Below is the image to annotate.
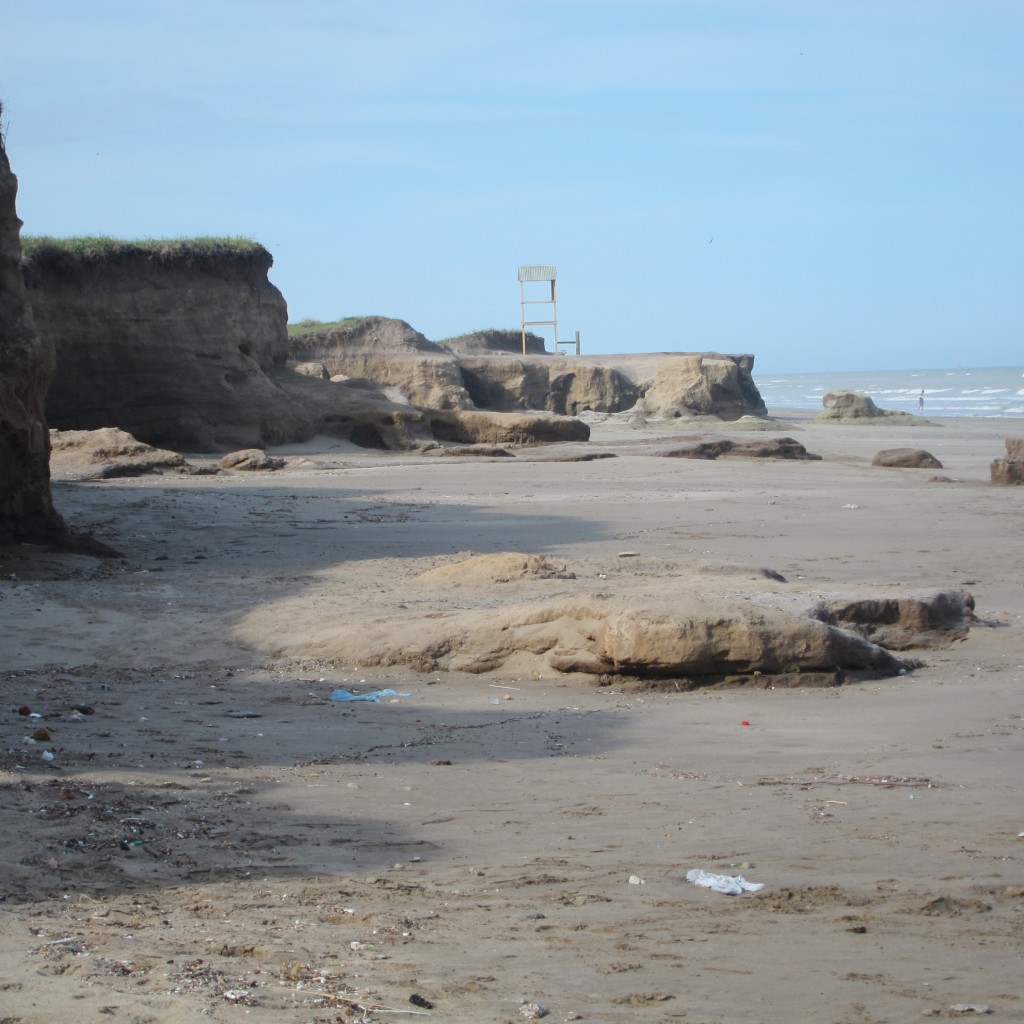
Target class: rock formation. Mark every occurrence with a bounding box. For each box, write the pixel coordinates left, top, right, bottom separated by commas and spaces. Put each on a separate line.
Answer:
656, 436, 820, 460
810, 589, 975, 650
218, 449, 285, 471
27, 253, 590, 451
49, 427, 193, 480
289, 316, 473, 410
816, 390, 920, 423
291, 320, 767, 421
427, 409, 591, 446
0, 111, 64, 544
261, 592, 907, 686
871, 448, 943, 469
25, 238, 314, 452
990, 438, 1024, 485
632, 353, 766, 420
248, 552, 940, 688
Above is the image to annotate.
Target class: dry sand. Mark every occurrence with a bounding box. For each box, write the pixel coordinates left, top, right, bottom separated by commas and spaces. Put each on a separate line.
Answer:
1, 412, 1022, 1024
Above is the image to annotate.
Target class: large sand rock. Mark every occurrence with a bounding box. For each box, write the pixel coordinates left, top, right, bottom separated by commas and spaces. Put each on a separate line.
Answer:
249, 553, 916, 687
265, 369, 432, 450
990, 438, 1024, 485
816, 390, 921, 423
428, 409, 590, 446
49, 426, 192, 480
459, 350, 764, 420
0, 116, 64, 544
458, 357, 640, 415
289, 316, 473, 410
264, 594, 907, 685
634, 354, 767, 420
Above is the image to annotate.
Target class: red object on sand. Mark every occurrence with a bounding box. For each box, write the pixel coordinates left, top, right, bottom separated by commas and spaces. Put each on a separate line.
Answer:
741, 720, 751, 726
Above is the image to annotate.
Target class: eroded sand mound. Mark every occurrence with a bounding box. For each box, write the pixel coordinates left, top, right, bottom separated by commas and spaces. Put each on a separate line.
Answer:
254, 593, 908, 687
239, 551, 978, 688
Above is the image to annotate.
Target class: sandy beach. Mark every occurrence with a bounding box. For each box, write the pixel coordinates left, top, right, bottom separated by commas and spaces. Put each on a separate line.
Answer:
2, 412, 1022, 1024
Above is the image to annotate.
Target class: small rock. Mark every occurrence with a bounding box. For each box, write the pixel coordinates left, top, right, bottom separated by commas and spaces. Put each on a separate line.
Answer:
218, 449, 285, 471
520, 1002, 548, 1019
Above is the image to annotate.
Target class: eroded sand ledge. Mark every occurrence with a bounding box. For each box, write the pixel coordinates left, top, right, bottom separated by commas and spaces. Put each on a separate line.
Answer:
1, 412, 1022, 1023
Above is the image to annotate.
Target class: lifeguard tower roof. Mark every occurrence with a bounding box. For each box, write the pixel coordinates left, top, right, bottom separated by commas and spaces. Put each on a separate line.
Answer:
517, 265, 557, 282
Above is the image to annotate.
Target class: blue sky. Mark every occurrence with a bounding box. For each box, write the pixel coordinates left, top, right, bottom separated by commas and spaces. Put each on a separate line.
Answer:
3, 0, 1022, 372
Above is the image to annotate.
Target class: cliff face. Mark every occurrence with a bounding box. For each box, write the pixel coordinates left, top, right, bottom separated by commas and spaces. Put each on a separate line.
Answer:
635, 354, 767, 420
26, 242, 314, 452
289, 317, 473, 410
458, 357, 639, 415
294, 321, 766, 421
0, 122, 64, 544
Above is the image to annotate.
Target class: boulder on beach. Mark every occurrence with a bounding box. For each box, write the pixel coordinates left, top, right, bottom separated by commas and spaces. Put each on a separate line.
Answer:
872, 448, 943, 469
990, 438, 1024, 485
816, 390, 921, 424
656, 436, 821, 460
218, 449, 285, 471
49, 427, 196, 480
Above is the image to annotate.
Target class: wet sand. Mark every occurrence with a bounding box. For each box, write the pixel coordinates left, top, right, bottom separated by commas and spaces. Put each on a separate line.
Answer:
1, 413, 1022, 1023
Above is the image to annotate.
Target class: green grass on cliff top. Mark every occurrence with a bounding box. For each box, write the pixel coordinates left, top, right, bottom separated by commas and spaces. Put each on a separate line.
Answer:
287, 316, 368, 337
21, 235, 269, 267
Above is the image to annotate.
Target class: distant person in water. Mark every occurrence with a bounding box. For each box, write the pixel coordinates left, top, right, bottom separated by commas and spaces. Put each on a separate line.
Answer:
918, 390, 925, 410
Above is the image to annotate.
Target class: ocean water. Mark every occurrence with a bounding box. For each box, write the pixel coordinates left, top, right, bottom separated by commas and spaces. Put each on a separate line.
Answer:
753, 366, 1024, 418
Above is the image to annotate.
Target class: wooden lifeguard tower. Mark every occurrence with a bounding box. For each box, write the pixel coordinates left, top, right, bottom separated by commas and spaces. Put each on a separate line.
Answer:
518, 264, 580, 355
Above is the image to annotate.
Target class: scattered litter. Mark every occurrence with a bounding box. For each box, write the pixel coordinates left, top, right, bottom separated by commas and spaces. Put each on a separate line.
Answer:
409, 994, 433, 1009
223, 710, 262, 718
331, 688, 412, 702
841, 503, 860, 509
520, 1002, 548, 1019
41, 750, 55, 762
686, 868, 764, 895
947, 1005, 992, 1016
628, 875, 645, 885
618, 551, 639, 558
